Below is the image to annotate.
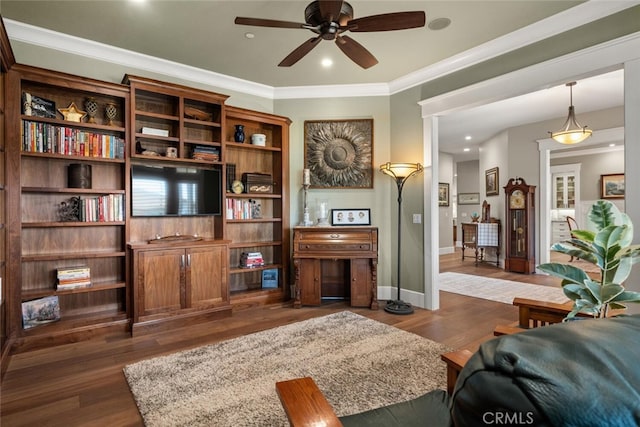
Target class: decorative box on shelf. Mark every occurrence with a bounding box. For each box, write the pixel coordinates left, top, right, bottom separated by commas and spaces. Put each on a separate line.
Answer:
242, 173, 273, 193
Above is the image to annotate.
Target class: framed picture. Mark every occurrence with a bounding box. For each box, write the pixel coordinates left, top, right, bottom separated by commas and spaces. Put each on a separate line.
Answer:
304, 119, 373, 188
331, 208, 371, 226
485, 167, 499, 196
438, 183, 449, 206
601, 173, 625, 199
458, 192, 480, 205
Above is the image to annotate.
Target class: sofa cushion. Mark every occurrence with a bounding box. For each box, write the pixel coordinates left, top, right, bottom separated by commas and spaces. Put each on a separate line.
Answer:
339, 389, 451, 427
452, 315, 640, 427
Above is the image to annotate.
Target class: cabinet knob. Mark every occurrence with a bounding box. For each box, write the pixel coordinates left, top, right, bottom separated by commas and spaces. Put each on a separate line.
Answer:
330, 234, 339, 239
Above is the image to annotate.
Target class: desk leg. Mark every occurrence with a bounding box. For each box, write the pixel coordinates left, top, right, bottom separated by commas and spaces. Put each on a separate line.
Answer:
370, 259, 379, 310
293, 259, 302, 308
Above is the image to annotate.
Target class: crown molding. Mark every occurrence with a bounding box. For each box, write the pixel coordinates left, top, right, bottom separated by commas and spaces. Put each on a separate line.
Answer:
420, 32, 640, 118
390, 0, 640, 95
5, 1, 638, 99
4, 19, 275, 99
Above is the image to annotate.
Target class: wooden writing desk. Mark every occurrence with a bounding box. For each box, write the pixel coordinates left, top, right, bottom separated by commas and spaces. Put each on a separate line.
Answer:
461, 221, 501, 267
292, 226, 378, 309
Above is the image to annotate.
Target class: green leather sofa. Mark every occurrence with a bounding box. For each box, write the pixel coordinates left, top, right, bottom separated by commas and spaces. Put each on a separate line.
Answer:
339, 315, 640, 426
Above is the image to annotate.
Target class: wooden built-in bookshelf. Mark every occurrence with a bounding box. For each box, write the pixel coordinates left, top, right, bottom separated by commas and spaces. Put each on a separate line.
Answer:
5, 65, 130, 352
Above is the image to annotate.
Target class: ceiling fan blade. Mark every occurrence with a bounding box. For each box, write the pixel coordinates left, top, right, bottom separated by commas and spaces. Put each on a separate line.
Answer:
335, 35, 378, 69
235, 17, 307, 29
347, 11, 426, 32
278, 36, 323, 67
319, 0, 343, 21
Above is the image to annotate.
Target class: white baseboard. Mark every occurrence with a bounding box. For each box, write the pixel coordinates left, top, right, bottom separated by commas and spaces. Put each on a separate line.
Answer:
439, 246, 455, 255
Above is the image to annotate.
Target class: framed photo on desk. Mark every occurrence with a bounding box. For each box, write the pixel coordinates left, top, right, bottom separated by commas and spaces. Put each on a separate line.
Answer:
331, 208, 371, 226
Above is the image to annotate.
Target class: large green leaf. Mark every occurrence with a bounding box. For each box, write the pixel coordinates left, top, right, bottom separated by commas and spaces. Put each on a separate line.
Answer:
585, 281, 624, 304
537, 263, 589, 285
612, 256, 633, 285
611, 290, 640, 304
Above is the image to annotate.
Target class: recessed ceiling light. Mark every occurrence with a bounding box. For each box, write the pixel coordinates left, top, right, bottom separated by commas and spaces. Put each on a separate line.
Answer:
321, 58, 333, 68
609, 143, 616, 147
463, 148, 470, 152
245, 32, 255, 39
428, 18, 451, 31
465, 135, 472, 140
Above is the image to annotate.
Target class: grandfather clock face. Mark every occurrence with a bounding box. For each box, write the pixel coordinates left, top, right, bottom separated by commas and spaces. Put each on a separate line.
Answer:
510, 189, 525, 209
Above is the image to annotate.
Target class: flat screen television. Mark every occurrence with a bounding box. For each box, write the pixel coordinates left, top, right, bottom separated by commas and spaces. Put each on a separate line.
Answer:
131, 164, 222, 217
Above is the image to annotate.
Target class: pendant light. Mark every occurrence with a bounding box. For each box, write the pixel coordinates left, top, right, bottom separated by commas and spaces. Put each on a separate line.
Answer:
549, 81, 592, 144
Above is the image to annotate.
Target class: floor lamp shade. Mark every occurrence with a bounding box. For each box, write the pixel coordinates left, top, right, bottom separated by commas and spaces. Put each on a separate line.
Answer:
379, 162, 423, 314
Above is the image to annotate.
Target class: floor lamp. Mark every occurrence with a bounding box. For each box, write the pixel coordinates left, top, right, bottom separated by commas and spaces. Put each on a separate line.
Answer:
380, 162, 424, 315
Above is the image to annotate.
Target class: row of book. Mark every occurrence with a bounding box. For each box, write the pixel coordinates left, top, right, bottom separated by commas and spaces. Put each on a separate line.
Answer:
240, 252, 264, 268
192, 145, 220, 162
22, 120, 125, 159
75, 194, 125, 222
57, 266, 91, 290
225, 198, 261, 220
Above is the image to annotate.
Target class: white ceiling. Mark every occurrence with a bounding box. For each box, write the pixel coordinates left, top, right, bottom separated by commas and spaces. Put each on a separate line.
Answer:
1, 1, 632, 158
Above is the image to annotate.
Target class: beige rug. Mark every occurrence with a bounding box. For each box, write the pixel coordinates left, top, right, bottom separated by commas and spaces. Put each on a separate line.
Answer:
439, 272, 568, 304
124, 311, 450, 427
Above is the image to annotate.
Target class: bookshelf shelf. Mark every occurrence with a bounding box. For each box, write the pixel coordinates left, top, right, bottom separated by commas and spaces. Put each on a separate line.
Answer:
22, 251, 126, 262
21, 281, 127, 300
22, 187, 125, 194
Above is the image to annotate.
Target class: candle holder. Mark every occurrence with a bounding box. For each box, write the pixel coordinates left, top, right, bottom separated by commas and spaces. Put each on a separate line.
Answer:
300, 183, 313, 226
316, 199, 330, 226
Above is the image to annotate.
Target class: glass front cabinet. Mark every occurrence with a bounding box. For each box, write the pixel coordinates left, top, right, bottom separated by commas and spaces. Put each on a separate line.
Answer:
553, 172, 575, 209
504, 177, 536, 274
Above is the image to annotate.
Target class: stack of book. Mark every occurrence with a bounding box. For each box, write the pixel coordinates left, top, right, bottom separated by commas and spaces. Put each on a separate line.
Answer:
192, 145, 220, 162
240, 252, 264, 268
57, 266, 91, 290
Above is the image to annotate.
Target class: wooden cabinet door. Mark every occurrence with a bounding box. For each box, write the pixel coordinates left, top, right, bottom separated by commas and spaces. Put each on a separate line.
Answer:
187, 245, 229, 308
299, 259, 321, 306
350, 258, 372, 307
138, 248, 183, 316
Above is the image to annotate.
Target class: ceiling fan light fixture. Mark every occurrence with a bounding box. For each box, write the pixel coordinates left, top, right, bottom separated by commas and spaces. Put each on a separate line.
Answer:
550, 82, 593, 145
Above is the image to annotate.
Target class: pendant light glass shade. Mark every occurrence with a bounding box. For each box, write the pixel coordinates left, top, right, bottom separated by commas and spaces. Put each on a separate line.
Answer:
550, 82, 592, 145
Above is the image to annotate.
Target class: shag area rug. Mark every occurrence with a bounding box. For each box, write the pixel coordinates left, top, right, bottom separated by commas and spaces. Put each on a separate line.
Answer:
439, 272, 568, 304
124, 311, 450, 427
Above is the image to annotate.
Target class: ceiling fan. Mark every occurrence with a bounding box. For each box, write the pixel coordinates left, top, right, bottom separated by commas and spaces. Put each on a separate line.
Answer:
235, 0, 426, 69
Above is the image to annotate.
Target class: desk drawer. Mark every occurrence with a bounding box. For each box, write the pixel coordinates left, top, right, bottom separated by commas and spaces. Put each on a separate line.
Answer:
295, 230, 373, 243
296, 242, 372, 252
294, 228, 377, 255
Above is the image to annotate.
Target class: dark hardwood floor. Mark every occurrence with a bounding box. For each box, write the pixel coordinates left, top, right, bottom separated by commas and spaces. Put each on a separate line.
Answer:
0, 250, 562, 426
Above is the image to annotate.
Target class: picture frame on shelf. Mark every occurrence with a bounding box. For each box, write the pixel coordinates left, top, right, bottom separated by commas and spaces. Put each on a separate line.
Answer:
438, 183, 450, 206
485, 167, 499, 196
601, 173, 625, 199
458, 192, 480, 205
261, 268, 279, 289
304, 119, 373, 189
22, 296, 61, 330
331, 208, 371, 226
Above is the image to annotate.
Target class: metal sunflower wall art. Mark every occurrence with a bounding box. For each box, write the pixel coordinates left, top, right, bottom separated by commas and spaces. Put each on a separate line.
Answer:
304, 119, 373, 188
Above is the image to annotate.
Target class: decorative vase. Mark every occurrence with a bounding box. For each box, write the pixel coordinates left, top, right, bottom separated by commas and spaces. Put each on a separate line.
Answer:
234, 124, 245, 143
84, 97, 98, 123
105, 102, 117, 126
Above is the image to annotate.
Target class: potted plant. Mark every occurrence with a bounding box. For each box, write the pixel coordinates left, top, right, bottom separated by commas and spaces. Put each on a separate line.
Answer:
538, 200, 640, 319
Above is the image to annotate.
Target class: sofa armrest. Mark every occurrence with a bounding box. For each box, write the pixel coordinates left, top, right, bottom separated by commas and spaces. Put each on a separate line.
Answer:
276, 377, 343, 427
441, 349, 474, 395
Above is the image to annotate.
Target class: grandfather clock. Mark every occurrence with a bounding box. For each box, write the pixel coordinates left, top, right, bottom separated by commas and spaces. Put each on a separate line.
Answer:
504, 177, 536, 274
